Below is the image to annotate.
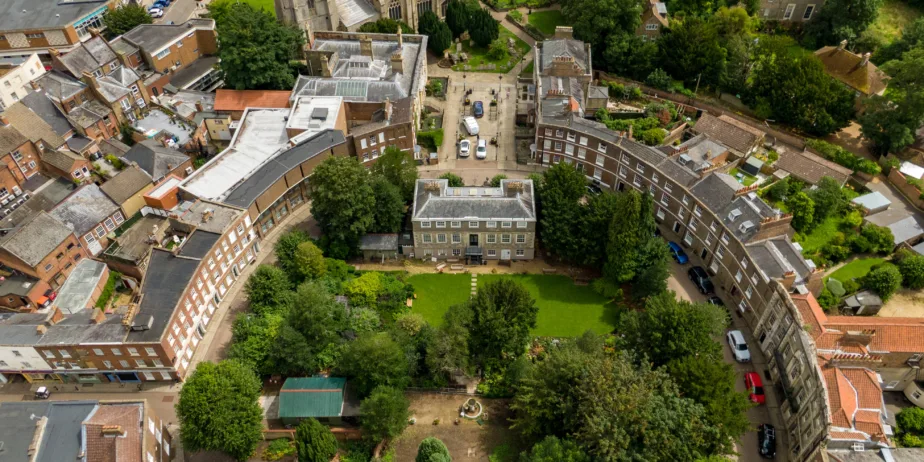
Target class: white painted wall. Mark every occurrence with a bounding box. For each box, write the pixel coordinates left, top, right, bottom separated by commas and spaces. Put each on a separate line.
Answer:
0, 54, 46, 110
0, 346, 53, 372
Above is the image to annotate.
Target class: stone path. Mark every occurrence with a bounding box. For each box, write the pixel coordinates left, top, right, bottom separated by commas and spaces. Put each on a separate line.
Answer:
471, 272, 477, 297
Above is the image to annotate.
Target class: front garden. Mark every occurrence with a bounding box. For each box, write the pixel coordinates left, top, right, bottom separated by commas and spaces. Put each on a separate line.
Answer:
450, 26, 531, 73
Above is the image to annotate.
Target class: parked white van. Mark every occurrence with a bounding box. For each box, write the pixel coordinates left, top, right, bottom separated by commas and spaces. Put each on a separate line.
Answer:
463, 116, 480, 136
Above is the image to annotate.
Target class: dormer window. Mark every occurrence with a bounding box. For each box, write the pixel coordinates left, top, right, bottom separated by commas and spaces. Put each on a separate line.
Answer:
738, 221, 754, 233
727, 209, 742, 222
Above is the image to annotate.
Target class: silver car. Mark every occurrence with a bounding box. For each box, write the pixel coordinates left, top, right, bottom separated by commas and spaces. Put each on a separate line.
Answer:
459, 139, 471, 157
726, 330, 751, 362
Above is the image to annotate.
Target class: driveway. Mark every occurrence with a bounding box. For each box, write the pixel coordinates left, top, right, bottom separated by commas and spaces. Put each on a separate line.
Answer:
155, 0, 205, 24
668, 258, 786, 461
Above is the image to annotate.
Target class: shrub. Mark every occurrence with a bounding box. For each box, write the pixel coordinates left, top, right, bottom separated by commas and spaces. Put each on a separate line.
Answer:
826, 278, 846, 297
820, 244, 851, 263
95, 272, 122, 309
766, 150, 779, 163
439, 172, 464, 187
817, 287, 839, 311
490, 174, 507, 187
262, 438, 296, 461
417, 129, 444, 151
645, 68, 672, 90
487, 37, 508, 61
897, 253, 924, 289
295, 418, 337, 462
507, 10, 523, 23
804, 139, 881, 175
863, 264, 903, 301
842, 278, 860, 294
591, 278, 623, 300
638, 128, 666, 146
416, 437, 451, 462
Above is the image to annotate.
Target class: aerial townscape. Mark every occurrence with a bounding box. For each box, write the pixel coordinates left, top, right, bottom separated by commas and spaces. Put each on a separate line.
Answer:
3, 0, 924, 461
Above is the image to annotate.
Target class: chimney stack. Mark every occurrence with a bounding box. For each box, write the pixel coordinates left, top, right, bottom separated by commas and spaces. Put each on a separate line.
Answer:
384, 97, 393, 121
838, 39, 847, 51
0, 115, 9, 127
49, 48, 60, 58
30, 80, 41, 91
397, 28, 403, 47
195, 101, 204, 112
860, 52, 871, 66
391, 52, 403, 74
91, 308, 107, 324
359, 35, 373, 58
88, 27, 101, 38
320, 54, 332, 78
81, 71, 99, 89
554, 26, 574, 40
115, 51, 132, 68
628, 124, 634, 140
101, 425, 124, 436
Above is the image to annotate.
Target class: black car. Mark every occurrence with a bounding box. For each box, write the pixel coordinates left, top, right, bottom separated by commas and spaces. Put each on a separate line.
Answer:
706, 296, 724, 306
758, 424, 776, 459
687, 266, 715, 295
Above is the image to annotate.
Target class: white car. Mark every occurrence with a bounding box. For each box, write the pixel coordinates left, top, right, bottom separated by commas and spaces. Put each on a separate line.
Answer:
148, 8, 164, 18
726, 330, 751, 363
476, 139, 487, 159
459, 139, 471, 157
463, 116, 480, 136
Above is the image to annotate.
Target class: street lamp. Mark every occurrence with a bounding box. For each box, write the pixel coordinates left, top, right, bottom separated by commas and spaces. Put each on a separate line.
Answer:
463, 73, 467, 93
498, 75, 502, 96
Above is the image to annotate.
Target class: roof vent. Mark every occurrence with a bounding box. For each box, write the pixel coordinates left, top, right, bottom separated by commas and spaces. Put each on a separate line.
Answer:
311, 107, 328, 121
130, 314, 153, 331
678, 154, 691, 166
727, 209, 743, 222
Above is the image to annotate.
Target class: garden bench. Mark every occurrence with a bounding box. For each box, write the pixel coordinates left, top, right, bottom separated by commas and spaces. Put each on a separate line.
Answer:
446, 258, 460, 263
450, 264, 465, 271
542, 268, 557, 274
435, 263, 446, 272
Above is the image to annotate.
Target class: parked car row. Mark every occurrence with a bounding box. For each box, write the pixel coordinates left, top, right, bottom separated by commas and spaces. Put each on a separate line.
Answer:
148, 0, 172, 18
459, 116, 487, 159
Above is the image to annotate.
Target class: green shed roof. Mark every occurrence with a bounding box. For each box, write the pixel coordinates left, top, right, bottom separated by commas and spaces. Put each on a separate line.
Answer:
278, 377, 346, 419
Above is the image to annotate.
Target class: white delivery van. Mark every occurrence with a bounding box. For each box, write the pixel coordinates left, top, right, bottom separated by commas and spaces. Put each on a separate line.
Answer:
463, 116, 480, 136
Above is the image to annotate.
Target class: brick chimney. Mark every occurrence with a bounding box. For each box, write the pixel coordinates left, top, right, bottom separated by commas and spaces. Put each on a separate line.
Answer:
91, 308, 106, 324
88, 27, 101, 38
101, 425, 124, 436
320, 54, 332, 78
195, 101, 204, 112
397, 28, 403, 47
0, 115, 9, 127
384, 97, 393, 121
628, 124, 633, 140
391, 52, 403, 74
81, 71, 99, 89
359, 35, 373, 58
115, 51, 132, 68
554, 26, 574, 40
49, 48, 60, 58
860, 52, 871, 67
30, 80, 40, 91
838, 39, 847, 51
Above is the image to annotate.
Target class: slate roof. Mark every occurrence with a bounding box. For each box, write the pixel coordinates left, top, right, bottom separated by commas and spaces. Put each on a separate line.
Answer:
692, 113, 763, 155
413, 179, 537, 221
360, 234, 399, 251
539, 38, 590, 74
108, 37, 140, 57
34, 71, 86, 102
690, 173, 743, 212
177, 230, 221, 259
815, 46, 889, 96
41, 149, 85, 174
214, 89, 291, 112
99, 139, 132, 158
588, 85, 609, 99
122, 139, 190, 181
57, 35, 116, 77
223, 129, 346, 208
776, 148, 852, 185
0, 0, 109, 31
747, 237, 813, 283
67, 99, 112, 129
0, 400, 99, 462
278, 377, 346, 419
52, 259, 108, 315
0, 211, 75, 267
3, 101, 67, 149
169, 56, 220, 89
122, 19, 216, 55
50, 184, 120, 236
828, 448, 924, 461
20, 91, 73, 137
718, 194, 779, 242
66, 135, 93, 153
126, 249, 201, 343
99, 165, 153, 205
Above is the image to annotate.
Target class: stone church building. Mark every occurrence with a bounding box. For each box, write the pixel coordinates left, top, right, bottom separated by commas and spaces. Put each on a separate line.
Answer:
275, 0, 446, 41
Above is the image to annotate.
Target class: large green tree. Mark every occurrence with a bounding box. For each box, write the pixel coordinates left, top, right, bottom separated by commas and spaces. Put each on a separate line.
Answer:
467, 279, 539, 369
293, 241, 327, 281
807, 176, 849, 221
371, 176, 405, 233
228, 312, 284, 375
337, 332, 410, 398
537, 162, 588, 263
274, 281, 346, 373
445, 0, 473, 38
216, 3, 305, 90
560, 0, 641, 50
864, 264, 903, 301
275, 230, 312, 281
176, 361, 264, 461
425, 303, 473, 379
897, 251, 924, 289
244, 265, 292, 315
621, 291, 726, 367
360, 386, 411, 441
746, 45, 855, 136
295, 418, 338, 462
371, 145, 419, 201
103, 5, 152, 37
659, 16, 727, 88
806, 0, 882, 46
603, 190, 645, 283
631, 238, 671, 301
786, 191, 815, 232
860, 47, 924, 155
522, 436, 589, 462
468, 8, 499, 48
310, 156, 375, 258
666, 355, 752, 455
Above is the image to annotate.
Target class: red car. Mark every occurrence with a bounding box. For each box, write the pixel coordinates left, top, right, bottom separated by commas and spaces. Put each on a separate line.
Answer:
746, 372, 766, 404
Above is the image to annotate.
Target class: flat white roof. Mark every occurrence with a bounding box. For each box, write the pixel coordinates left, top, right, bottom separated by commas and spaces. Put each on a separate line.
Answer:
181, 108, 291, 201
900, 161, 924, 180
287, 96, 343, 144
148, 176, 182, 199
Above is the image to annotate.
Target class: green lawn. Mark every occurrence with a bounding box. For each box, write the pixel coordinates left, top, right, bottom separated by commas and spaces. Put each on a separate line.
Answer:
794, 215, 844, 254
519, 59, 534, 77
407, 273, 472, 326
527, 10, 565, 36
407, 273, 619, 337
240, 0, 277, 15
728, 168, 757, 187
868, 0, 922, 45
451, 26, 531, 73
827, 257, 886, 284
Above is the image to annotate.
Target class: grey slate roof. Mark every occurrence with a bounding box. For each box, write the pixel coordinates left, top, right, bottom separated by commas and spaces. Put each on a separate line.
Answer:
67, 99, 111, 129
49, 183, 120, 236
109, 37, 140, 56
747, 237, 813, 283
126, 249, 201, 343
360, 234, 399, 251
851, 191, 891, 211
0, 212, 75, 267
20, 91, 74, 137
412, 179, 537, 221
57, 36, 116, 77
0, 401, 98, 462
692, 113, 762, 155
52, 259, 108, 315
178, 230, 221, 259
170, 56, 220, 89
122, 139, 190, 180
690, 173, 743, 212
65, 135, 93, 152
34, 71, 86, 102
718, 193, 780, 243
539, 38, 590, 74
828, 448, 924, 462
99, 165, 153, 205
0, 273, 41, 298
99, 138, 132, 157
588, 85, 609, 99
0, 0, 109, 31
122, 19, 215, 54
223, 130, 346, 208
885, 216, 924, 244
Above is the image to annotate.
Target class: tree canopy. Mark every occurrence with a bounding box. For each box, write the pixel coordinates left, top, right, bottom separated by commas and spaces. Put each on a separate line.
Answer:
371, 145, 419, 201
176, 361, 264, 461
371, 177, 405, 233
467, 279, 538, 369
102, 5, 152, 37
244, 265, 293, 315
360, 386, 411, 441
337, 332, 410, 398
310, 157, 375, 258
468, 8, 499, 48
216, 3, 305, 90
416, 437, 452, 462
295, 418, 338, 462
293, 241, 327, 281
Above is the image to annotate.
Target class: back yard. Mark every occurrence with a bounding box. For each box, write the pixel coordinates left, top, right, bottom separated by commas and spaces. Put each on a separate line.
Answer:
527, 10, 565, 36
451, 26, 532, 73
407, 273, 619, 337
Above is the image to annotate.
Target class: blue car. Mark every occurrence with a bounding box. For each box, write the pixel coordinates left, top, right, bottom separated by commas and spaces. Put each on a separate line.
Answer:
667, 241, 688, 264
473, 101, 484, 118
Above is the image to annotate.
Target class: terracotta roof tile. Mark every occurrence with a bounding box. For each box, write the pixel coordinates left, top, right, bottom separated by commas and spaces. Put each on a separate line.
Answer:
841, 369, 883, 410
821, 316, 924, 353
214, 89, 291, 112
829, 430, 869, 440
82, 403, 143, 462
791, 293, 827, 339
